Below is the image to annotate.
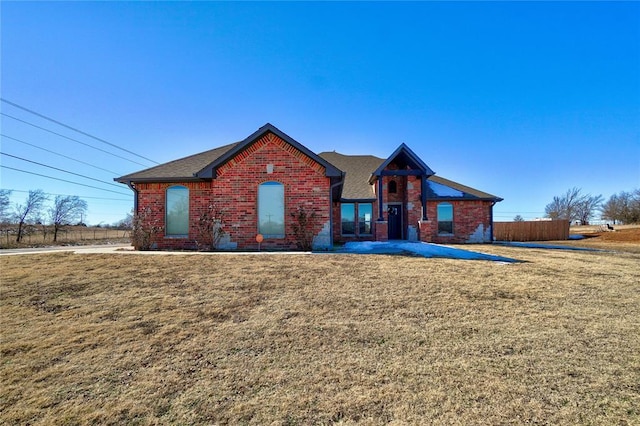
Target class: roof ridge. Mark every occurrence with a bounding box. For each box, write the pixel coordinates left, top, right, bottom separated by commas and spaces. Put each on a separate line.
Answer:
318, 151, 385, 159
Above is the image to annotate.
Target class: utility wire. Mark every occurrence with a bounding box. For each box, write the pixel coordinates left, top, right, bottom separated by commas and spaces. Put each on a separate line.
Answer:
1, 152, 125, 189
1, 133, 122, 175
1, 113, 150, 168
1, 98, 159, 165
2, 189, 131, 201
1, 165, 132, 196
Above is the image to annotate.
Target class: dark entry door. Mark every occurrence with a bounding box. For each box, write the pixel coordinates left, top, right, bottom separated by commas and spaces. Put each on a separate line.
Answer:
388, 205, 403, 240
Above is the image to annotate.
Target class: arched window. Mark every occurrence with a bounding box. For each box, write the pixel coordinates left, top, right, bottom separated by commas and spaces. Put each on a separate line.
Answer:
258, 181, 285, 238
166, 185, 189, 236
388, 180, 397, 194
437, 202, 453, 235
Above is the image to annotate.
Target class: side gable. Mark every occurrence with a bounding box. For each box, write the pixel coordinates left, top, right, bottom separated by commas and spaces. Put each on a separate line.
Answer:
196, 123, 343, 179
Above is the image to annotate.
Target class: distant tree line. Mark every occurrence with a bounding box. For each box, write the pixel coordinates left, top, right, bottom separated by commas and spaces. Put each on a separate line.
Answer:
0, 189, 89, 242
601, 189, 640, 224
543, 187, 640, 225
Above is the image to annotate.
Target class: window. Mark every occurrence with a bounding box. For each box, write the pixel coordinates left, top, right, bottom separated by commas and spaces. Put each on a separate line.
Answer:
341, 203, 372, 236
258, 181, 285, 238
437, 202, 453, 234
166, 186, 189, 236
341, 203, 355, 235
388, 180, 397, 194
358, 203, 372, 235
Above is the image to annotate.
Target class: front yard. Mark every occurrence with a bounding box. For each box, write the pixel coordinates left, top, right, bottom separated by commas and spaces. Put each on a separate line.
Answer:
1, 246, 639, 424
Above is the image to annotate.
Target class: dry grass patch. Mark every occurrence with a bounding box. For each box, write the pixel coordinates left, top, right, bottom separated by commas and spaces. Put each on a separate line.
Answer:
1, 248, 639, 424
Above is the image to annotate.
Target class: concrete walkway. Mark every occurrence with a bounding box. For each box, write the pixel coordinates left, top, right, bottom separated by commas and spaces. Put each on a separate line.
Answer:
0, 244, 134, 256
0, 244, 313, 256
1, 241, 518, 263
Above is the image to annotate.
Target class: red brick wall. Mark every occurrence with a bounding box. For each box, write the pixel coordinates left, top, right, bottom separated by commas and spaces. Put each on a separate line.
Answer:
419, 200, 494, 243
134, 132, 331, 250
331, 170, 494, 244
136, 181, 214, 250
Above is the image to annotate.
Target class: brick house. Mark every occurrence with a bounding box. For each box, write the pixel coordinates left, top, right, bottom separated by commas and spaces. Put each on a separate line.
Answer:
116, 123, 502, 250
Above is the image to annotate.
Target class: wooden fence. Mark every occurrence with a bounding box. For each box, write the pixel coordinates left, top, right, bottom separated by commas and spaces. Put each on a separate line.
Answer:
2, 227, 130, 246
493, 220, 570, 242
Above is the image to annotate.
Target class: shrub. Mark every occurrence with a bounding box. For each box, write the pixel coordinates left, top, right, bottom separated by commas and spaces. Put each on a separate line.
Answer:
131, 207, 163, 250
290, 206, 317, 251
195, 204, 226, 251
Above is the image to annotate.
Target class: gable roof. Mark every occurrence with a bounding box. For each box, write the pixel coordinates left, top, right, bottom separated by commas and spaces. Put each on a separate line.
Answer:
370, 143, 435, 180
195, 123, 342, 179
116, 123, 342, 183
115, 125, 501, 202
319, 151, 502, 202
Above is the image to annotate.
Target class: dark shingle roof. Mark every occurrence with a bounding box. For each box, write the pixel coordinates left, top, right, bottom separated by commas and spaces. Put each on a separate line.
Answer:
115, 128, 501, 202
426, 175, 503, 201
318, 152, 383, 200
115, 142, 239, 183
116, 123, 342, 183
319, 151, 502, 202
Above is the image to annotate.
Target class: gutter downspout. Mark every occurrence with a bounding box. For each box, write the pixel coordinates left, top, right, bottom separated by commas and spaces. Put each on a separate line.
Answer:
329, 176, 344, 249
126, 181, 138, 215
490, 201, 496, 242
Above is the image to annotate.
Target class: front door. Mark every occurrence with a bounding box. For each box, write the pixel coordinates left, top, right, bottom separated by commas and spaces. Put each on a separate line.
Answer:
388, 204, 403, 240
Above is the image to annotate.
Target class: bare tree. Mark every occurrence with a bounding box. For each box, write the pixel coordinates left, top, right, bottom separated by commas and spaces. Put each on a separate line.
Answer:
0, 189, 12, 223
14, 189, 47, 242
545, 196, 564, 220
513, 214, 525, 222
49, 195, 88, 242
545, 187, 601, 224
602, 189, 640, 224
575, 194, 603, 225
114, 212, 133, 229
632, 189, 640, 223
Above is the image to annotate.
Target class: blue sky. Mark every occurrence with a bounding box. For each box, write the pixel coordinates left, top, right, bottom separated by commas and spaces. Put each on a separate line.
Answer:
1, 1, 638, 225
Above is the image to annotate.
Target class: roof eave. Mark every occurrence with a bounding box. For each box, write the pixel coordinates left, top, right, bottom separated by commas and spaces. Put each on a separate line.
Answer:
340, 197, 377, 202
114, 176, 207, 184
426, 196, 503, 202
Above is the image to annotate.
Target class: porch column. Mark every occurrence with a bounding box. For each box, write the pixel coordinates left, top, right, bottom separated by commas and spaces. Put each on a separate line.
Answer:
421, 175, 428, 220
377, 177, 384, 220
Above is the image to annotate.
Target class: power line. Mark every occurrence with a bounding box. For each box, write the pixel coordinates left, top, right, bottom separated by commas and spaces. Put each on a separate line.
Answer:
495, 211, 545, 214
1, 133, 122, 175
1, 113, 150, 167
2, 189, 131, 201
1, 98, 159, 165
1, 152, 125, 189
1, 165, 132, 196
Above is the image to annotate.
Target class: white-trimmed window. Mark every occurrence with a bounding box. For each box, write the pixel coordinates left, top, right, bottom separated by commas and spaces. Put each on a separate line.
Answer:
437, 202, 453, 235
166, 185, 189, 236
258, 181, 285, 238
